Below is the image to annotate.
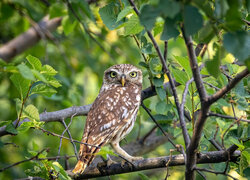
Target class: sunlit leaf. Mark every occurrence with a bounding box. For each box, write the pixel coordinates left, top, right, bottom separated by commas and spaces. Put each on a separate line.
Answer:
116, 6, 133, 22
124, 15, 144, 36
23, 104, 40, 122
17, 63, 35, 81
26, 55, 42, 71
40, 65, 57, 75
31, 84, 57, 97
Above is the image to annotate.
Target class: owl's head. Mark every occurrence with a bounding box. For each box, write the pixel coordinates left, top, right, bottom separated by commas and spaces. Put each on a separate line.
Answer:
103, 64, 142, 87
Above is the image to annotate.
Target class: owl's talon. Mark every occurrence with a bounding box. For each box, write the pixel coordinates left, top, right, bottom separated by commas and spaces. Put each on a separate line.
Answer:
106, 155, 117, 167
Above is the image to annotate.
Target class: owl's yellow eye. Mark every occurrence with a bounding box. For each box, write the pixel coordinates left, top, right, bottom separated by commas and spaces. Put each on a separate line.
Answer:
110, 71, 117, 78
129, 71, 137, 78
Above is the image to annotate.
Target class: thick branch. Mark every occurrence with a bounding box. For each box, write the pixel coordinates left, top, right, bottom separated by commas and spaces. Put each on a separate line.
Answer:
0, 16, 62, 62
69, 151, 240, 179
181, 27, 207, 103
0, 81, 178, 137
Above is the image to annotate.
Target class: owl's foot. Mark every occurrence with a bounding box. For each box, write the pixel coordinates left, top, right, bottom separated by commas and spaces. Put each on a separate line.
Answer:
106, 154, 117, 167
111, 142, 144, 164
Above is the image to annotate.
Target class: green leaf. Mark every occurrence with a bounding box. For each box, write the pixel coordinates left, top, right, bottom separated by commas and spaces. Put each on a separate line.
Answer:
161, 18, 179, 40
31, 84, 57, 97
124, 15, 144, 36
77, 0, 93, 19
155, 101, 171, 114
138, 61, 148, 68
149, 58, 162, 75
225, 0, 244, 31
214, 0, 229, 18
49, 3, 67, 18
40, 65, 57, 76
6, 123, 18, 135
153, 75, 164, 87
0, 120, 11, 127
174, 56, 192, 77
23, 104, 40, 122
223, 31, 250, 62
116, 6, 133, 22
17, 63, 35, 81
99, 2, 123, 30
152, 113, 173, 122
138, 173, 150, 180
52, 161, 71, 180
183, 5, 203, 36
240, 150, 249, 175
45, 76, 61, 88
10, 73, 31, 101
159, 0, 181, 18
96, 146, 117, 158
17, 121, 34, 133
205, 45, 225, 78
156, 87, 166, 101
228, 137, 244, 150
26, 55, 42, 71
31, 70, 47, 83
153, 21, 164, 36
62, 16, 77, 36
15, 98, 22, 118
140, 4, 159, 30
171, 68, 189, 85
198, 22, 215, 43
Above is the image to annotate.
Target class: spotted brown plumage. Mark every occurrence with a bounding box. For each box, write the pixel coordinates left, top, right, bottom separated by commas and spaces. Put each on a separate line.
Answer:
72, 64, 143, 174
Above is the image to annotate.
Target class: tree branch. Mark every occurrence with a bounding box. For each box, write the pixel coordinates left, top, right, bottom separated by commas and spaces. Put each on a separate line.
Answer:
69, 151, 240, 179
0, 16, 62, 62
207, 68, 249, 104
0, 81, 179, 137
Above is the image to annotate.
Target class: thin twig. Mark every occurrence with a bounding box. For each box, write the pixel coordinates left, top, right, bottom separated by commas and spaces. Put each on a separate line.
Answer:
37, 127, 100, 148
164, 40, 168, 61
141, 103, 176, 148
164, 149, 174, 180
57, 118, 67, 161
221, 117, 242, 148
194, 167, 237, 180
61, 114, 79, 160
208, 68, 249, 104
208, 112, 249, 123
180, 78, 194, 146
203, 81, 220, 91
16, 84, 32, 128
0, 148, 49, 172
140, 125, 157, 144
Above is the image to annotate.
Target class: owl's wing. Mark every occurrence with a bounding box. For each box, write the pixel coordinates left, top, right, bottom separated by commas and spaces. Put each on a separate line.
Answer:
84, 87, 140, 146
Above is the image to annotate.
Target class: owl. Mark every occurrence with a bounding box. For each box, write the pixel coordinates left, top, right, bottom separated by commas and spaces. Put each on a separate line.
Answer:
72, 64, 143, 174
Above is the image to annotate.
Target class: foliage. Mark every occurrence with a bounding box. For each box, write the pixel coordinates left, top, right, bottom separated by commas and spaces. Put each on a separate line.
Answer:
0, 0, 249, 179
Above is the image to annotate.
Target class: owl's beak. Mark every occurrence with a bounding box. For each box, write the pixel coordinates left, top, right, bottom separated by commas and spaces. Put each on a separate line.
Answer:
120, 74, 126, 87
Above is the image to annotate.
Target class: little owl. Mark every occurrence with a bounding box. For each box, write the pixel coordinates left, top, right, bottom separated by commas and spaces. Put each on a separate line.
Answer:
73, 64, 143, 174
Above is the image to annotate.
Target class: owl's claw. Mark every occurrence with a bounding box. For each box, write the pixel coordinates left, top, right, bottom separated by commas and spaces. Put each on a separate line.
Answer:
106, 155, 117, 167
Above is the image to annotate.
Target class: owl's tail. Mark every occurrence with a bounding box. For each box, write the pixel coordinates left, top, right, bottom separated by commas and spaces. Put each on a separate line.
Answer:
72, 145, 101, 174
72, 160, 87, 174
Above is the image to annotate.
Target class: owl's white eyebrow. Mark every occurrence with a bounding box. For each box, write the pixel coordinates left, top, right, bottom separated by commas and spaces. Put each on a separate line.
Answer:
109, 69, 119, 73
